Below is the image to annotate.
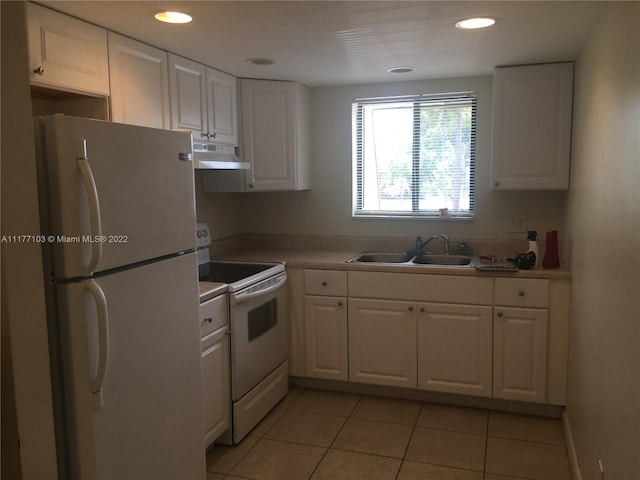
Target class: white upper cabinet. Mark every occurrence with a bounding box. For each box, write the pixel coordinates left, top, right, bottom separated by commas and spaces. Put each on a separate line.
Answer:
108, 33, 170, 129
240, 79, 311, 191
28, 3, 109, 95
168, 54, 238, 146
206, 68, 238, 146
491, 62, 574, 190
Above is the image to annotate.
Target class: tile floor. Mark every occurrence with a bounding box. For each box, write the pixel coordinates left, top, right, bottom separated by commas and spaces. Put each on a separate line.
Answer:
206, 388, 572, 480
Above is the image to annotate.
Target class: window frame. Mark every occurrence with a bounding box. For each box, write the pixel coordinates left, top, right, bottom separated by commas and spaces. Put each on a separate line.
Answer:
352, 92, 477, 219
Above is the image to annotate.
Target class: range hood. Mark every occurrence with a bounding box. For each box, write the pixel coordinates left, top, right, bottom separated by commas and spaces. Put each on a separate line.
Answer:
193, 143, 249, 170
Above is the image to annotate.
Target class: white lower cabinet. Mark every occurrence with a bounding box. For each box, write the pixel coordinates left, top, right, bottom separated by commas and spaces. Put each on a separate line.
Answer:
200, 294, 230, 447
303, 269, 348, 381
493, 307, 548, 403
417, 303, 493, 397
304, 296, 348, 380
348, 298, 417, 388
298, 269, 567, 406
493, 278, 550, 403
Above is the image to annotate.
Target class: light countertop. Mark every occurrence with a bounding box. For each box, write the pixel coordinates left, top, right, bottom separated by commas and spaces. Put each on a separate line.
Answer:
198, 282, 227, 303
211, 248, 571, 280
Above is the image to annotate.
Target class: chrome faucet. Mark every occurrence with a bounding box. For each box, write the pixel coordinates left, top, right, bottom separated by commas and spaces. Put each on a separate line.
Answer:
440, 234, 450, 255
415, 235, 439, 252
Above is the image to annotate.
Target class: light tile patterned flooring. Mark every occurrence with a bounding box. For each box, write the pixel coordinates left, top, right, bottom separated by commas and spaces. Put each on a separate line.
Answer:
206, 388, 572, 480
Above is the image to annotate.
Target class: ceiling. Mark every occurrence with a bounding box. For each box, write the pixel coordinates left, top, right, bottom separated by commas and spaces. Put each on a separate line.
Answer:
38, 1, 610, 87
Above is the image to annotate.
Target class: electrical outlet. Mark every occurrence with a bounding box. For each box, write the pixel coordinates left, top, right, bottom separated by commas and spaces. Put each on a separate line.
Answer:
506, 213, 527, 233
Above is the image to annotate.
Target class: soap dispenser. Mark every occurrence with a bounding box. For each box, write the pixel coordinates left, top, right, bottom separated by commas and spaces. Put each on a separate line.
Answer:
527, 230, 539, 268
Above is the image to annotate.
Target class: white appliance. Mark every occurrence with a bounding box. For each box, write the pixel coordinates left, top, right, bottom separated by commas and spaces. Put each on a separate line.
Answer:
196, 223, 288, 444
34, 115, 205, 480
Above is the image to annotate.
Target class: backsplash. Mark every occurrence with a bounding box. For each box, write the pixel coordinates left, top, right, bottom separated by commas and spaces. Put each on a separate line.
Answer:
211, 233, 545, 261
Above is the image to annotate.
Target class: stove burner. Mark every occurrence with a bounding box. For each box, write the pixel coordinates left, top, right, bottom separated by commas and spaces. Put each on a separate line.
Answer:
199, 262, 272, 284
198, 261, 284, 290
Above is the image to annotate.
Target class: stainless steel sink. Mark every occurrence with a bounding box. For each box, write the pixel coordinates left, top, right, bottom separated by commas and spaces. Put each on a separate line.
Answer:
411, 254, 473, 266
347, 252, 413, 263
347, 252, 474, 267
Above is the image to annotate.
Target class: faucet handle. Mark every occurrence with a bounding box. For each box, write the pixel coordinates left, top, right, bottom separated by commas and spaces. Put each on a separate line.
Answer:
415, 236, 422, 249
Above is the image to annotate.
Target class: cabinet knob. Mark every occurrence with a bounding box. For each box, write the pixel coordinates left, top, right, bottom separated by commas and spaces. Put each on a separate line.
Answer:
205, 317, 213, 323
408, 306, 414, 312
518, 290, 525, 297
337, 301, 343, 306
34, 66, 45, 75
321, 281, 327, 286
249, 183, 254, 188
419, 307, 425, 312
211, 132, 217, 139
497, 312, 504, 318
494, 181, 500, 187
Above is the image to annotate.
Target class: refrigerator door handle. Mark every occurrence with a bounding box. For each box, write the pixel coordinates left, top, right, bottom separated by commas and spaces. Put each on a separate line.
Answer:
77, 138, 103, 275
85, 279, 109, 411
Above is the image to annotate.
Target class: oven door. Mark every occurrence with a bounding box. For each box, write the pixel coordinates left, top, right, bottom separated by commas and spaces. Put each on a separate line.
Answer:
229, 272, 288, 400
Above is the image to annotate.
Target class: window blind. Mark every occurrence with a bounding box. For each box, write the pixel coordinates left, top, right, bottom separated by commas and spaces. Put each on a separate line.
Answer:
353, 93, 476, 218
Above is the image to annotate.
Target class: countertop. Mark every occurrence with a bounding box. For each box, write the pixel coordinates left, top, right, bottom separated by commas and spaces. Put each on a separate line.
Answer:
211, 248, 571, 280
199, 281, 227, 303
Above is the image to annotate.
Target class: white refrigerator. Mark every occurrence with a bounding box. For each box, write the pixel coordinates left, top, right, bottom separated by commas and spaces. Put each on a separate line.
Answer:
34, 115, 205, 480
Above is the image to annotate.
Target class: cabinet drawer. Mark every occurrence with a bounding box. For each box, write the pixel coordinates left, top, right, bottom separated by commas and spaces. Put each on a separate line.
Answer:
348, 271, 493, 305
200, 294, 228, 337
495, 278, 549, 308
305, 269, 347, 296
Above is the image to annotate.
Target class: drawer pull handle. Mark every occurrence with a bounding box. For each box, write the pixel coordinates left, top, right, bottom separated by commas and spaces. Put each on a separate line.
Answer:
205, 317, 213, 323
322, 281, 327, 286
518, 291, 525, 297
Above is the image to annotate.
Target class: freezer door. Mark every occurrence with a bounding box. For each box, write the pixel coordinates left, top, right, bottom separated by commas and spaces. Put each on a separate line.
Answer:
55, 253, 205, 480
39, 114, 196, 277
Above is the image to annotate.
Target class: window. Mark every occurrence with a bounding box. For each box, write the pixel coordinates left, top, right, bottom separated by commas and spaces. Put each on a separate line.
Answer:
352, 93, 476, 218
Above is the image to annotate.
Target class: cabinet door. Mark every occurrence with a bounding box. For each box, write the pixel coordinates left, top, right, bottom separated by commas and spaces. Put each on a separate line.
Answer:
418, 303, 493, 397
304, 296, 348, 381
494, 307, 548, 403
168, 54, 207, 141
108, 33, 170, 129
491, 62, 573, 190
28, 3, 109, 95
202, 326, 230, 447
240, 79, 311, 191
206, 68, 238, 146
348, 298, 417, 388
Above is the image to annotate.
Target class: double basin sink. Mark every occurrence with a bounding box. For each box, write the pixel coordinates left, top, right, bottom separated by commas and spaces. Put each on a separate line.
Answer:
347, 252, 474, 267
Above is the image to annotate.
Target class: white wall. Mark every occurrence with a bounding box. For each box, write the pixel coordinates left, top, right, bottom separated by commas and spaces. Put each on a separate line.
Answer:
564, 3, 640, 479
1, 2, 58, 478
215, 75, 568, 247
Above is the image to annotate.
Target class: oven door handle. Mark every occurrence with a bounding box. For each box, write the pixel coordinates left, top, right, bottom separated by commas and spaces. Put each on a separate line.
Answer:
232, 274, 287, 304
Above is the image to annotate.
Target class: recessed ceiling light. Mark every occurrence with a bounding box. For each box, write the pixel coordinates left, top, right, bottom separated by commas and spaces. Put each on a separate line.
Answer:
387, 66, 415, 74
154, 11, 192, 24
455, 17, 497, 30
245, 58, 276, 66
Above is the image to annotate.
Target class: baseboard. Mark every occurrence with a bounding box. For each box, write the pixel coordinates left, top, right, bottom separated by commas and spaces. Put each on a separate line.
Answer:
563, 410, 583, 480
290, 376, 563, 418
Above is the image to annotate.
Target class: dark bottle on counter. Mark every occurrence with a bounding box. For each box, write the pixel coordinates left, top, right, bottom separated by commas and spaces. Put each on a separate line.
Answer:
542, 230, 560, 269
